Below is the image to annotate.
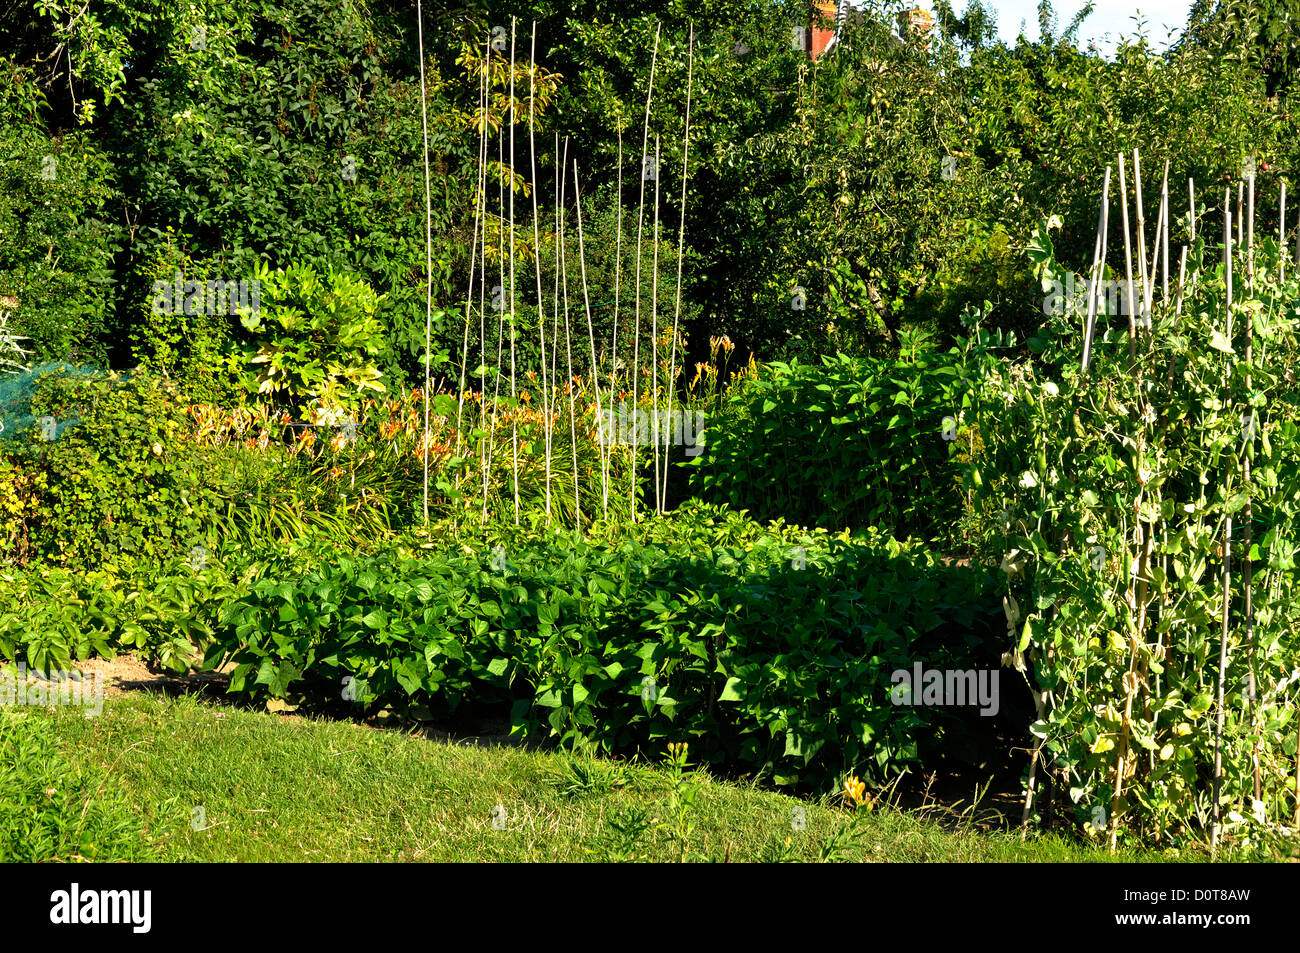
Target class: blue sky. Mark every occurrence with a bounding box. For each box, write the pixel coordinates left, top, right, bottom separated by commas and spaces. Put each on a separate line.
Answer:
906, 0, 1198, 54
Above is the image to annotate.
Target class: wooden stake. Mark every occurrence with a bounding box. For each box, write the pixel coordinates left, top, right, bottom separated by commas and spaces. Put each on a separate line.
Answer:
1082, 166, 1111, 373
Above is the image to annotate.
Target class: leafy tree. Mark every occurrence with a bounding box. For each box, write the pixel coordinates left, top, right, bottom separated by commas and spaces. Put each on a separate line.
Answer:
1184, 0, 1300, 96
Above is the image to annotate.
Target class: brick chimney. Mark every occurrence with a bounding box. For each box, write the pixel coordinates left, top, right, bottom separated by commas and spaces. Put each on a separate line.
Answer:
808, 1, 838, 58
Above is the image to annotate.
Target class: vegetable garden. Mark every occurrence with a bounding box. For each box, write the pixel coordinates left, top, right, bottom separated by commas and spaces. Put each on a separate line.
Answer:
3, 0, 1300, 861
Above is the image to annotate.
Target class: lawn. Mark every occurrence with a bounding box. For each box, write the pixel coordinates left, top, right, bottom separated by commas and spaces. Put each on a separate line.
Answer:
32, 691, 1190, 863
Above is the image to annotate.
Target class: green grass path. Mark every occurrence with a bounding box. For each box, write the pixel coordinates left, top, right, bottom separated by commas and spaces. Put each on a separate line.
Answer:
27, 692, 1196, 863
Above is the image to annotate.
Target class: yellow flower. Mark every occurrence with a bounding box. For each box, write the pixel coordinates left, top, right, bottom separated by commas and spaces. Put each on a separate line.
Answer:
842, 775, 866, 807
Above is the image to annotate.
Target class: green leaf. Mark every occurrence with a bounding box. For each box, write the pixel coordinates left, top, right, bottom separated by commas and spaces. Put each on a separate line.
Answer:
718, 676, 745, 702
1209, 330, 1234, 353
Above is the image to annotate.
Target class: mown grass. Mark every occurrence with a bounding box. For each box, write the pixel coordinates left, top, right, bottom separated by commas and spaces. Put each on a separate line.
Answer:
0, 708, 150, 862
30, 691, 1204, 863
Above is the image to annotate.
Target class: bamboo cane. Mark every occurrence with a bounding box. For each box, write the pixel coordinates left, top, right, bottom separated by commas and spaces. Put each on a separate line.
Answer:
571, 161, 609, 518
482, 63, 509, 522
477, 62, 490, 513
608, 128, 624, 506
1226, 188, 1234, 340
417, 0, 434, 525
559, 159, 580, 529
1175, 247, 1187, 318
528, 23, 551, 522
1246, 170, 1260, 804
509, 18, 519, 525
1211, 197, 1234, 856
1236, 180, 1243, 253
1294, 716, 1300, 826
1212, 510, 1233, 858
1163, 246, 1188, 406
548, 134, 568, 518
651, 134, 663, 513
662, 25, 696, 509
1161, 159, 1170, 307
1280, 181, 1287, 284
455, 34, 490, 468
1146, 161, 1167, 318
1247, 170, 1255, 289
1120, 154, 1136, 351
1134, 150, 1149, 333
630, 23, 662, 523
1082, 166, 1111, 373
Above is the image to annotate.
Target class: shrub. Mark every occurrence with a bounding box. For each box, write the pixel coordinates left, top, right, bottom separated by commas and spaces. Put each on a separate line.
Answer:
687, 328, 1007, 542
0, 548, 254, 673
2, 366, 228, 569
129, 238, 245, 407
0, 454, 45, 566
0, 121, 120, 365
235, 262, 388, 414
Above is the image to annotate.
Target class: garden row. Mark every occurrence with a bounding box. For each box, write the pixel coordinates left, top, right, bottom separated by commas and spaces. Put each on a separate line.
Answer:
0, 503, 1001, 792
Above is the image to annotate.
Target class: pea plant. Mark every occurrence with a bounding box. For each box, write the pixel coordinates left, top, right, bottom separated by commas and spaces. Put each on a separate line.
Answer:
969, 174, 1300, 851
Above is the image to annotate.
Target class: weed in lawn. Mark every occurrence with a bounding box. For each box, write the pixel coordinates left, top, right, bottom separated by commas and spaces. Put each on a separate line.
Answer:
549, 753, 630, 800
587, 805, 654, 862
